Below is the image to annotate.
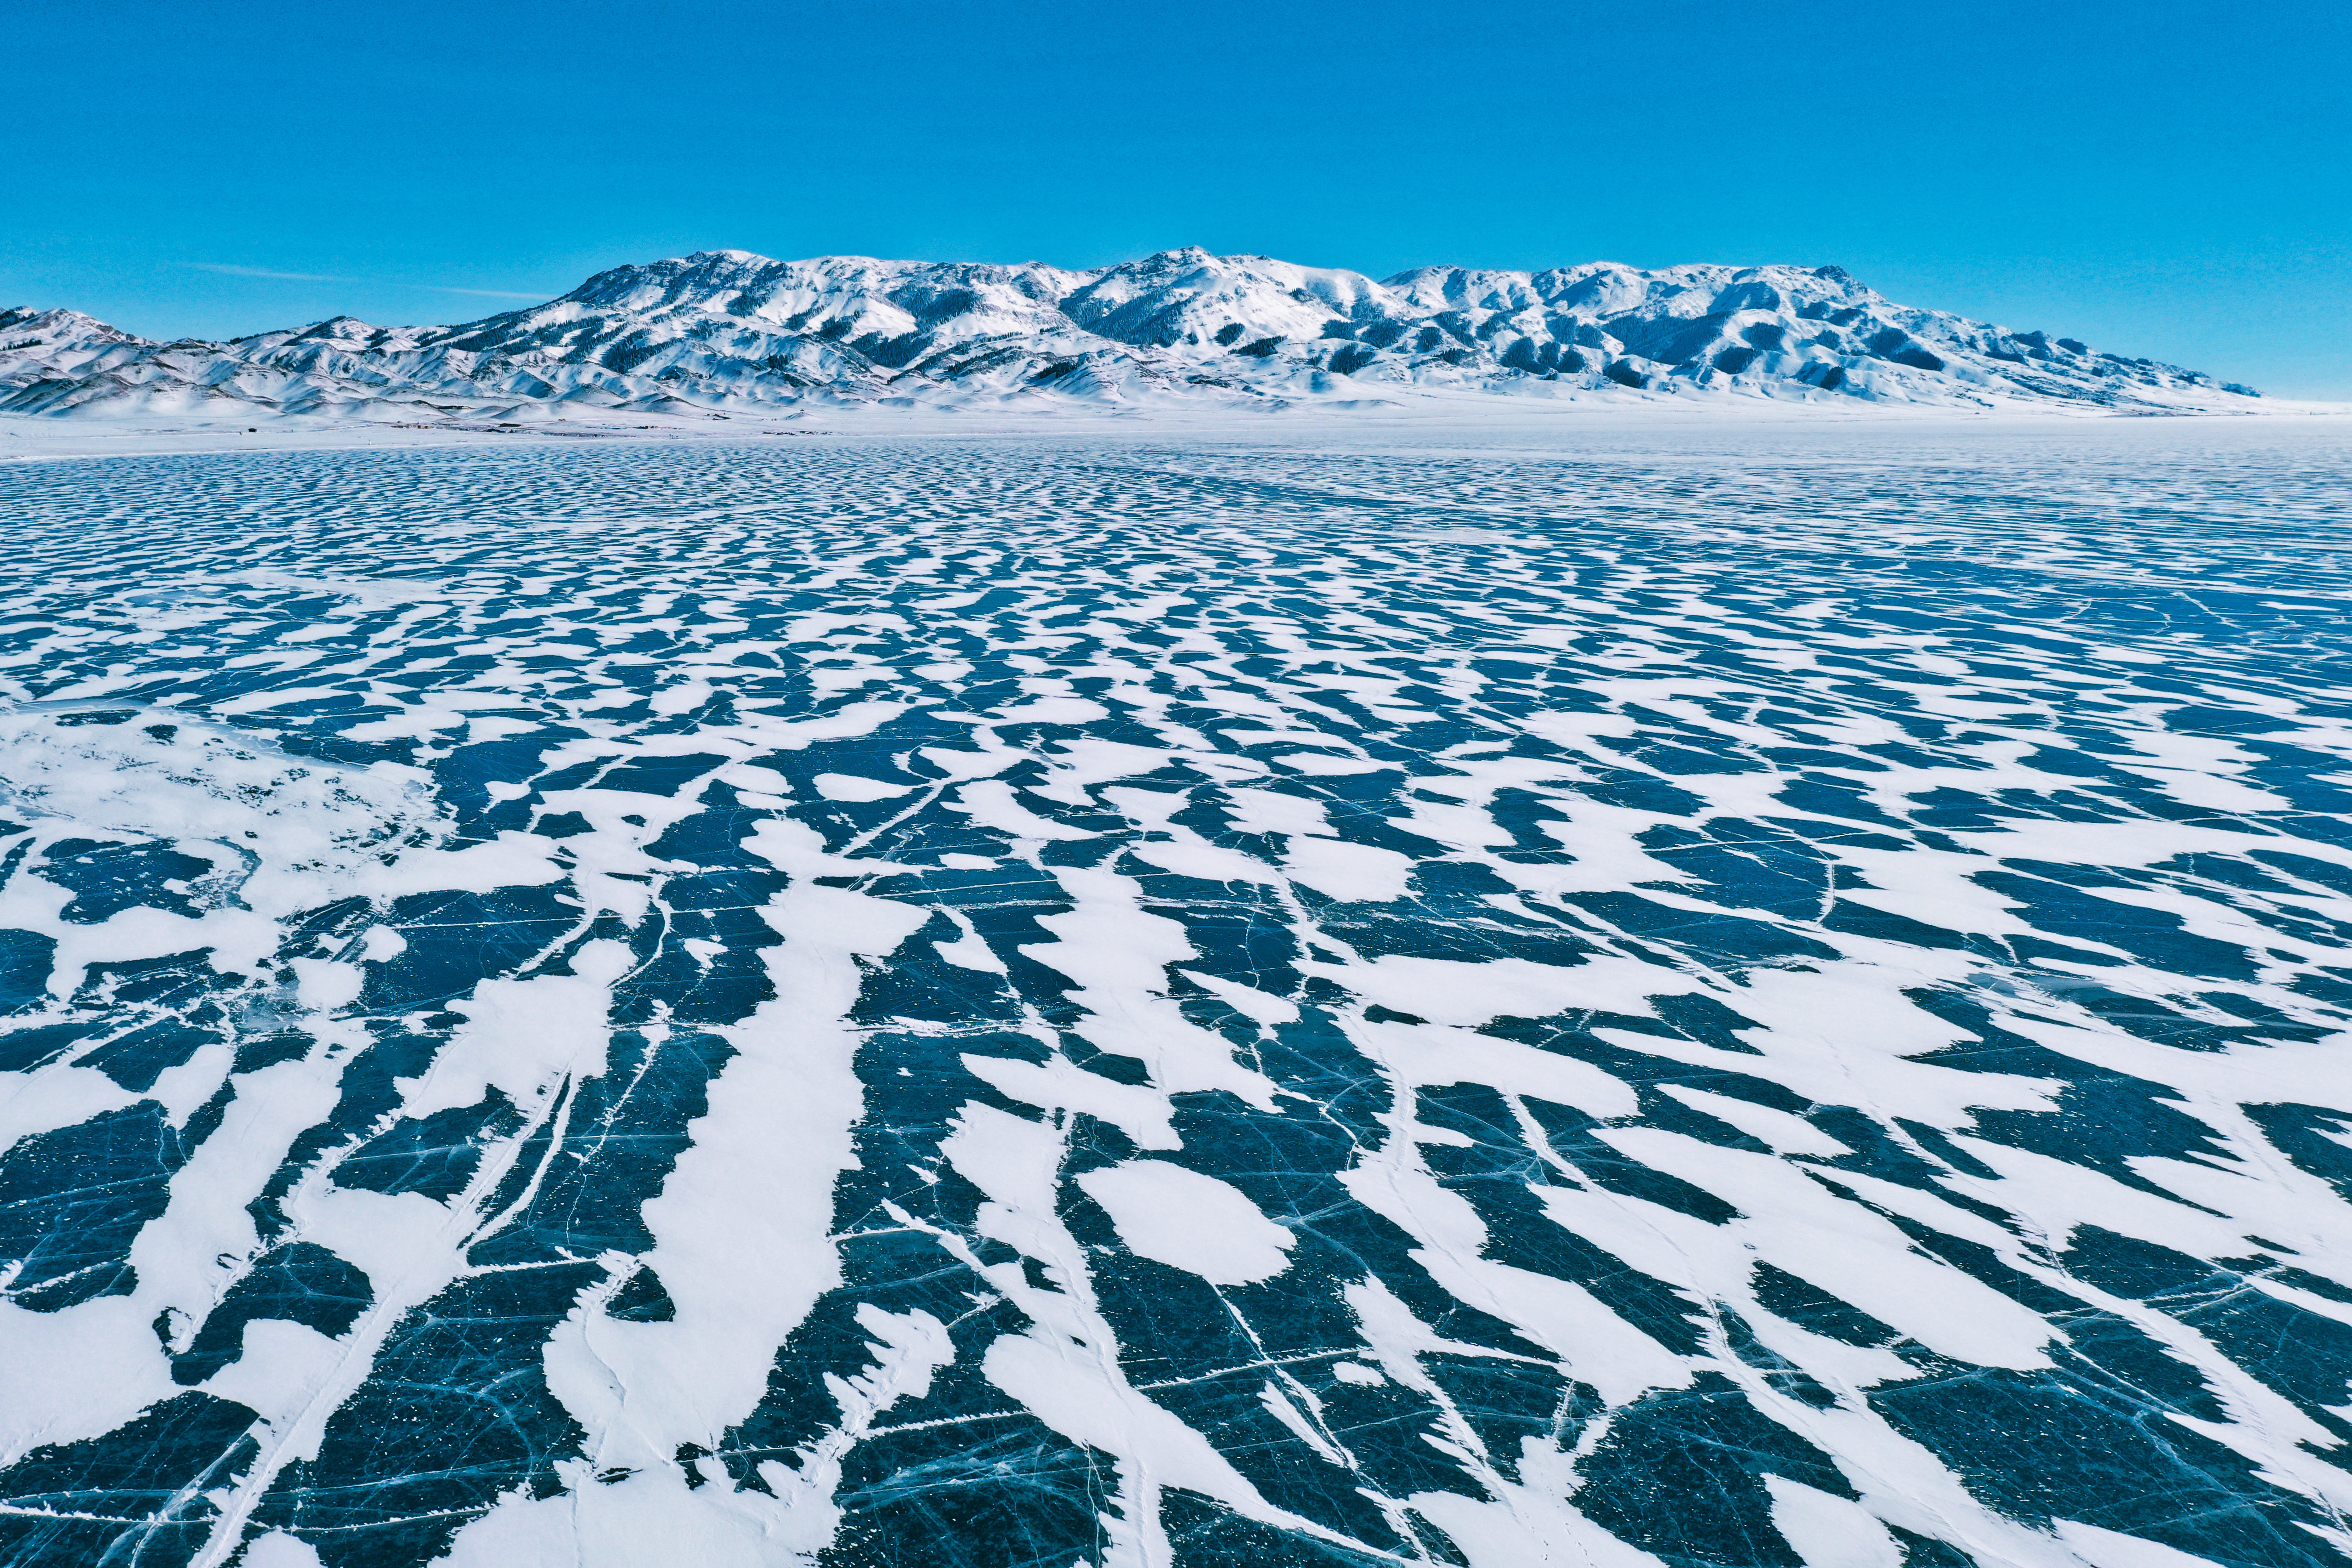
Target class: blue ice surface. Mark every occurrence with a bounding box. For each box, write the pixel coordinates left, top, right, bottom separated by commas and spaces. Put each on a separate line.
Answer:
0, 422, 2348, 1568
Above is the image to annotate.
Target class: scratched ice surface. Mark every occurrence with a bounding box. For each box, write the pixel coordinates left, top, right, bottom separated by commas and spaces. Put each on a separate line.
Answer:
1, 428, 2351, 1568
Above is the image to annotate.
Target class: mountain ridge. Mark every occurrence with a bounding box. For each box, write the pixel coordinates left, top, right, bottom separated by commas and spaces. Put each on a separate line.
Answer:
0, 248, 2265, 421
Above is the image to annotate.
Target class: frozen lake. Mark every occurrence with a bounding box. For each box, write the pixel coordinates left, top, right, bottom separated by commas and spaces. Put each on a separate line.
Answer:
0, 420, 2349, 1568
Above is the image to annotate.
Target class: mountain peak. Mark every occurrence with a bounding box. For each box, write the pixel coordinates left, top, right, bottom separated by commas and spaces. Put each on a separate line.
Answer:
0, 250, 2260, 420
0, 306, 133, 343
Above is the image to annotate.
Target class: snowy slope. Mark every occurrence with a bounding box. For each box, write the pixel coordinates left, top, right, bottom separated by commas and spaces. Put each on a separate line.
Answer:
0, 251, 2264, 421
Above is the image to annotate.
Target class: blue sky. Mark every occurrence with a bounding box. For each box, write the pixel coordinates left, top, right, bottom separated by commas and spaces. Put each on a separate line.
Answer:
9, 0, 2346, 395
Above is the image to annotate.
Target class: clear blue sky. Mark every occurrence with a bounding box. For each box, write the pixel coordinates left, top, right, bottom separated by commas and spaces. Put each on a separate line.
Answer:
8, 0, 2346, 395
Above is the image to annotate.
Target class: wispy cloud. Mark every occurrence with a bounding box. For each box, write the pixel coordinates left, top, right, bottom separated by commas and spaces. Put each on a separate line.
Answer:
184, 264, 548, 301
188, 262, 352, 283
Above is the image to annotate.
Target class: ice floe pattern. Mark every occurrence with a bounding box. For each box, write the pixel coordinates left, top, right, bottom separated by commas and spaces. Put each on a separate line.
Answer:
0, 430, 2350, 1568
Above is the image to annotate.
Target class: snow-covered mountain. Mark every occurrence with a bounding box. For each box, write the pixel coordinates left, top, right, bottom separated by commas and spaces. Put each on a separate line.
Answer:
0, 249, 2263, 420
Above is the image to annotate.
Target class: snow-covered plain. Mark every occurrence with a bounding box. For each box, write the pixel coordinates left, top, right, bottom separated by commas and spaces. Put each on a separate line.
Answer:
0, 419, 2350, 1568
